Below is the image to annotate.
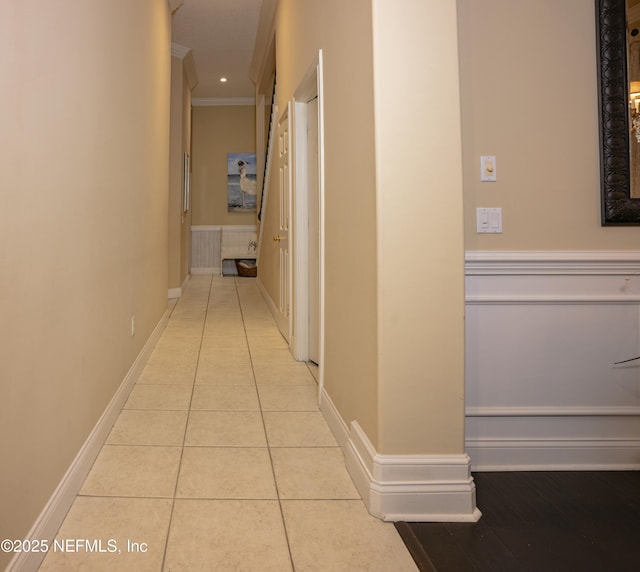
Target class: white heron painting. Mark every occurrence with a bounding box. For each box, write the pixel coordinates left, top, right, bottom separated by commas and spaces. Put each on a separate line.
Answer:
227, 152, 257, 212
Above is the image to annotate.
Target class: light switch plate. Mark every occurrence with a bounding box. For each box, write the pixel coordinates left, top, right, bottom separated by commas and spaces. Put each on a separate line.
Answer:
480, 155, 497, 182
477, 208, 502, 233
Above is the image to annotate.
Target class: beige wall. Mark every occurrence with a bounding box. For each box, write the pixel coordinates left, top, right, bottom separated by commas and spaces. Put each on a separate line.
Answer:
459, 0, 640, 250
265, 0, 380, 445
168, 55, 192, 290
0, 0, 171, 564
191, 105, 257, 226
373, 0, 465, 454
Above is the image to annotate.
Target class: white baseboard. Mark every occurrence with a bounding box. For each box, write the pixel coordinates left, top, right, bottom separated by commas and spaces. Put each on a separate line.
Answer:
467, 438, 640, 471
168, 274, 191, 299
319, 385, 350, 450
256, 277, 288, 337
6, 308, 171, 572
319, 388, 481, 523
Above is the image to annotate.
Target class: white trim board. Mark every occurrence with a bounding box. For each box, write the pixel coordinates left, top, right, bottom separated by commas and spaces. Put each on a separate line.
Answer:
466, 406, 640, 417
464, 252, 640, 471
191, 225, 257, 276
319, 388, 481, 523
466, 438, 640, 471
465, 250, 640, 305
465, 250, 640, 276
6, 307, 172, 572
192, 97, 255, 107
191, 225, 257, 233
256, 276, 289, 338
168, 273, 191, 299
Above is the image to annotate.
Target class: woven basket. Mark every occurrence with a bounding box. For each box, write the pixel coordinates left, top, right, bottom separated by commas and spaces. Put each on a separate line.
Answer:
235, 259, 257, 277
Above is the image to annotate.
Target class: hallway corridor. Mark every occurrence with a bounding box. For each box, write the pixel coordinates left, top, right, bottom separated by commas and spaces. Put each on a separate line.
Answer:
38, 275, 417, 571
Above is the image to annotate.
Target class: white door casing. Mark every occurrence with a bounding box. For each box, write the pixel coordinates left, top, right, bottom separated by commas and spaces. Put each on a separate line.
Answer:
307, 97, 320, 364
291, 50, 325, 399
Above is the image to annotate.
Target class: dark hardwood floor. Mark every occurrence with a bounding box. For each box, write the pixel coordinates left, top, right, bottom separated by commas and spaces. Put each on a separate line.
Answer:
395, 471, 640, 572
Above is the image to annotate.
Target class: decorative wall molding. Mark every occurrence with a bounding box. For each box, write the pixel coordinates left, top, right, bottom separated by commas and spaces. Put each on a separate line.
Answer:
466, 406, 640, 417
171, 42, 198, 89
466, 250, 640, 275
465, 250, 640, 471
192, 225, 223, 230
466, 437, 640, 471
7, 308, 171, 572
466, 295, 640, 305
319, 389, 481, 522
191, 226, 221, 273
191, 225, 256, 275
192, 97, 256, 107
216, 225, 257, 232
465, 250, 640, 305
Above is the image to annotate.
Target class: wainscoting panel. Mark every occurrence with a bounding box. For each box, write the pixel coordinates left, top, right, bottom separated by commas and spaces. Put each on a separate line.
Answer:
191, 225, 221, 274
191, 225, 257, 275
465, 251, 640, 470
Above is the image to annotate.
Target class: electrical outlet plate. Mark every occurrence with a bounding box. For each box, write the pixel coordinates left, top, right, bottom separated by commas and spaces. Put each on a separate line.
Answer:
476, 208, 502, 233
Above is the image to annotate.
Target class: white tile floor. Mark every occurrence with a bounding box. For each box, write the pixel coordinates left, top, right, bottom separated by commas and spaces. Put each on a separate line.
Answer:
38, 275, 418, 571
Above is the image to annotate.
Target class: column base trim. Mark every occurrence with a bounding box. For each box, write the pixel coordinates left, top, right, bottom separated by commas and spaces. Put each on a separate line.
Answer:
320, 388, 481, 523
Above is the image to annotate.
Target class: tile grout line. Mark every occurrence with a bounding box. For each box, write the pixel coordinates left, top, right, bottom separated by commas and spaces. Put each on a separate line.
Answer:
160, 273, 214, 572
234, 276, 297, 572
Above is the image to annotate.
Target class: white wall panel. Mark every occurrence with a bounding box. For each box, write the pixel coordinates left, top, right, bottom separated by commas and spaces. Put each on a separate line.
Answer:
465, 251, 640, 470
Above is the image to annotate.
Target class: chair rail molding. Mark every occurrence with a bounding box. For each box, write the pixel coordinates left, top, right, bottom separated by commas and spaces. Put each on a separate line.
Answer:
466, 250, 640, 305
465, 250, 640, 275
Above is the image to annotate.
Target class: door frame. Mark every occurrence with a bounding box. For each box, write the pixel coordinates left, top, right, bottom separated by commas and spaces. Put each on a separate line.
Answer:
291, 51, 325, 394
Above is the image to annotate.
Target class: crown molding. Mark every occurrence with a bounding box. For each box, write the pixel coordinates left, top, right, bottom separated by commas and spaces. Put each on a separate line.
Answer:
171, 44, 198, 90
171, 43, 190, 59
168, 0, 184, 14
192, 97, 256, 107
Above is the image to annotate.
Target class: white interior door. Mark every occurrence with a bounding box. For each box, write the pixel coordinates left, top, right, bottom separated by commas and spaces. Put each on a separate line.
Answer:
307, 98, 320, 364
275, 106, 291, 341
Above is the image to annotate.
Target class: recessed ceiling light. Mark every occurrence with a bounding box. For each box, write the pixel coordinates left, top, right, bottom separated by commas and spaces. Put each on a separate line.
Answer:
219, 77, 228, 83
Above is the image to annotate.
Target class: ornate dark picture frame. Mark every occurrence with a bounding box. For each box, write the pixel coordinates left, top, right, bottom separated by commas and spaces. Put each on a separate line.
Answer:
597, 0, 640, 224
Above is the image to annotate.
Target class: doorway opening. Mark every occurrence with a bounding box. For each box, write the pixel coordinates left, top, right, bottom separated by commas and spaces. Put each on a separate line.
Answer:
291, 51, 325, 396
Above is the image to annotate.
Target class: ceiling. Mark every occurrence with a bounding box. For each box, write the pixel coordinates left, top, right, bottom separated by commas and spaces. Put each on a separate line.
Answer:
171, 0, 264, 99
